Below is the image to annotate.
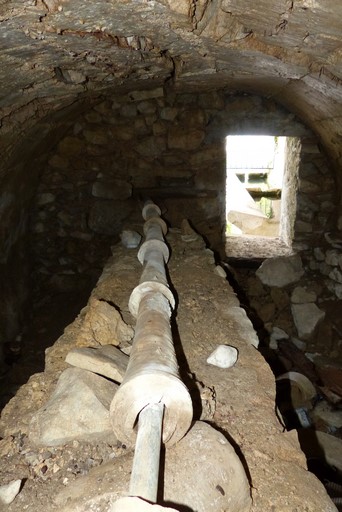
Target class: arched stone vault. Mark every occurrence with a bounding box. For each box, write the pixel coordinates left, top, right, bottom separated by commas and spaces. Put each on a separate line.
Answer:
1, 0, 341, 167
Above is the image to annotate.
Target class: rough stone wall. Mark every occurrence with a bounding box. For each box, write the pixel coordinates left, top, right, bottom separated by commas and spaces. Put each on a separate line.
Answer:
0, 89, 338, 355
293, 138, 340, 298
30, 90, 332, 282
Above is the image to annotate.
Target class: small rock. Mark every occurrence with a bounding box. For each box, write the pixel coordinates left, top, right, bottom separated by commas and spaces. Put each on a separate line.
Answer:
291, 303, 325, 340
207, 345, 238, 368
214, 265, 226, 278
0, 479, 21, 505
120, 230, 141, 248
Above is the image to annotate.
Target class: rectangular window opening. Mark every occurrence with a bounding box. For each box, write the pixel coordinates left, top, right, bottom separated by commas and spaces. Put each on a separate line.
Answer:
225, 135, 298, 258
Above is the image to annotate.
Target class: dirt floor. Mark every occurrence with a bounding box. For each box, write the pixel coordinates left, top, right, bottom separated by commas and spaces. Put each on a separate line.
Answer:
0, 229, 338, 511
226, 234, 293, 259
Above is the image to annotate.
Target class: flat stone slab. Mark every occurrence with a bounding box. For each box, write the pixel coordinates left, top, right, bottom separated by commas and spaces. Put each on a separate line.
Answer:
29, 368, 118, 446
66, 345, 128, 383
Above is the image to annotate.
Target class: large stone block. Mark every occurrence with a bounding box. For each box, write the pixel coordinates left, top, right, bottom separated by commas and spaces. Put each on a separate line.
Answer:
29, 368, 118, 446
291, 303, 325, 340
256, 255, 304, 287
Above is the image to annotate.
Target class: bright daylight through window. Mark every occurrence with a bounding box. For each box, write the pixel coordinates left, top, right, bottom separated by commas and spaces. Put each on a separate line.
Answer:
226, 135, 286, 239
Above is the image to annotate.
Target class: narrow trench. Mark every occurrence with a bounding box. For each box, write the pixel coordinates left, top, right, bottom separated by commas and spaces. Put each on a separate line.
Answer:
224, 255, 342, 510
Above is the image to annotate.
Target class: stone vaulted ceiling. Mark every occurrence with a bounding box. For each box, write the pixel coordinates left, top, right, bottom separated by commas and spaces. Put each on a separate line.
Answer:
0, 0, 341, 176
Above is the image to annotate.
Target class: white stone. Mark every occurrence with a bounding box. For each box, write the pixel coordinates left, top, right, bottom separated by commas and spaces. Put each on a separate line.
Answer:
256, 255, 304, 287
120, 230, 141, 248
214, 265, 226, 278
29, 368, 118, 446
291, 286, 317, 304
291, 303, 325, 340
207, 345, 238, 368
0, 479, 21, 505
